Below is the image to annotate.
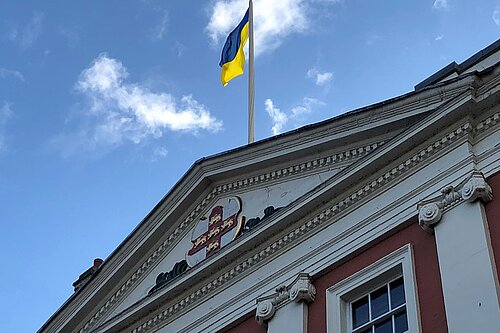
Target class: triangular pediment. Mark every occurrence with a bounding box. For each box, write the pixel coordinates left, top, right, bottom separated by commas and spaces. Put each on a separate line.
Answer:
82, 96, 451, 331
105, 133, 395, 318
39, 57, 500, 333
93, 97, 445, 326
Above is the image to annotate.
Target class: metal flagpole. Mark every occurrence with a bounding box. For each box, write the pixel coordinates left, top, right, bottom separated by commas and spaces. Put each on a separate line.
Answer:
248, 0, 255, 144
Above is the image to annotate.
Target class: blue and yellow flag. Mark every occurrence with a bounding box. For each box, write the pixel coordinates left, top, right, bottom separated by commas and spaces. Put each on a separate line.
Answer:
219, 9, 249, 86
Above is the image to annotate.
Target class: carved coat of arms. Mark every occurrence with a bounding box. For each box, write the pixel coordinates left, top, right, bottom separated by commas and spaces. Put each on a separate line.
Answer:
186, 196, 244, 267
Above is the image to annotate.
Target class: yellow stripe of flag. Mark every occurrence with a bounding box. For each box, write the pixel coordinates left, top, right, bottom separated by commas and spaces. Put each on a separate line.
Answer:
219, 9, 250, 86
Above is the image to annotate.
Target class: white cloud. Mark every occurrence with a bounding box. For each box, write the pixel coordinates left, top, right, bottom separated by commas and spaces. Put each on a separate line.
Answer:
0, 68, 25, 82
152, 12, 169, 41
265, 99, 288, 135
54, 54, 221, 156
493, 8, 500, 26
306, 68, 333, 86
291, 97, 325, 119
0, 102, 13, 152
207, 0, 311, 56
435, 35, 444, 41
265, 97, 324, 135
433, 0, 448, 10
9, 12, 44, 49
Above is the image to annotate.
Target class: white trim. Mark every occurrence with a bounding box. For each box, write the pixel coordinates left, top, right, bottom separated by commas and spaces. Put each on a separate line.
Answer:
38, 56, 500, 333
81, 95, 474, 333
326, 244, 421, 333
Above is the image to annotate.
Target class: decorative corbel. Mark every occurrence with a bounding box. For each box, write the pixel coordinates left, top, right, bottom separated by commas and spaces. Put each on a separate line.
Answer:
418, 202, 443, 233
418, 171, 492, 233
256, 285, 289, 326
288, 272, 316, 303
255, 273, 315, 326
255, 299, 276, 326
461, 171, 493, 203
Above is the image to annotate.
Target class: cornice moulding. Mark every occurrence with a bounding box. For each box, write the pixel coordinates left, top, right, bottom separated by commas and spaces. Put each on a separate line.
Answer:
157, 141, 481, 333
75, 140, 388, 333
125, 91, 496, 331
120, 120, 476, 333
41, 70, 499, 333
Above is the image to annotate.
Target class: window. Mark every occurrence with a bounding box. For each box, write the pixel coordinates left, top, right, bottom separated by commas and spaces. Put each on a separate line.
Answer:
327, 245, 419, 333
350, 276, 408, 333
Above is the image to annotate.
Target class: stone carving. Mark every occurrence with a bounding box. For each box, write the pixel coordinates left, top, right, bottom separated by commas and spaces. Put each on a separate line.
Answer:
418, 186, 460, 233
243, 206, 281, 234
255, 273, 315, 326
82, 122, 473, 333
255, 299, 275, 324
418, 171, 493, 233
461, 171, 493, 203
186, 197, 243, 267
289, 273, 316, 303
418, 202, 442, 232
255, 286, 289, 326
148, 260, 189, 294
130, 123, 472, 333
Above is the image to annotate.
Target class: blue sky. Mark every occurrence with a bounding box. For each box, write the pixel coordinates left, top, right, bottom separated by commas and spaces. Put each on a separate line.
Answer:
0, 0, 499, 331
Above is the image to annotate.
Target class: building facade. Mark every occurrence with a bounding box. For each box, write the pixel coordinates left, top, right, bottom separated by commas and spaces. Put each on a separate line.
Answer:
40, 40, 500, 333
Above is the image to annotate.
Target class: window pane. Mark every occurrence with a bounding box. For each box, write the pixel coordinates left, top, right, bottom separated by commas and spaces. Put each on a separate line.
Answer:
394, 311, 408, 333
352, 296, 370, 328
390, 277, 405, 309
374, 317, 393, 333
371, 286, 389, 319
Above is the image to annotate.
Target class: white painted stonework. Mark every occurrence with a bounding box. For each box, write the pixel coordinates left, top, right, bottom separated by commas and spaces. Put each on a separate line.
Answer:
267, 302, 307, 333
110, 167, 344, 316
326, 245, 420, 333
422, 178, 500, 333
255, 273, 315, 333
436, 202, 500, 332
38, 42, 500, 333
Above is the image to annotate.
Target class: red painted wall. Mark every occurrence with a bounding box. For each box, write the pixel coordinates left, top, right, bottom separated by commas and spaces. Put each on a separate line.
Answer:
218, 219, 448, 333
485, 171, 500, 283
308, 220, 448, 333
218, 311, 266, 333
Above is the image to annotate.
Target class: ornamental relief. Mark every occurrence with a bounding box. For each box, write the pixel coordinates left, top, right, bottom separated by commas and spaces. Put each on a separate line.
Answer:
186, 196, 244, 267
74, 105, 500, 333
417, 171, 493, 232
132, 121, 477, 333
80, 119, 482, 333
147, 196, 283, 295
111, 172, 329, 318
78, 142, 387, 332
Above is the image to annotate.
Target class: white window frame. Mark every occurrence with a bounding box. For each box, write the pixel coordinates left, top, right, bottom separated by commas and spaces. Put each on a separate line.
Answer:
326, 244, 421, 333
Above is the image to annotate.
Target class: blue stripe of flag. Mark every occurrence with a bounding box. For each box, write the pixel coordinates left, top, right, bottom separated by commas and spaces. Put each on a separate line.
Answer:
219, 9, 250, 67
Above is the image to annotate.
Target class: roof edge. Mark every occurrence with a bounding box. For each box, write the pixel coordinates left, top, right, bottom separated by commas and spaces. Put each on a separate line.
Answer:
415, 39, 500, 91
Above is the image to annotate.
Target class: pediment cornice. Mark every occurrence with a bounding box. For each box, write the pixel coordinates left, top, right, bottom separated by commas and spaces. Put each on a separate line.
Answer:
39, 63, 500, 333
94, 88, 491, 333
110, 98, 490, 333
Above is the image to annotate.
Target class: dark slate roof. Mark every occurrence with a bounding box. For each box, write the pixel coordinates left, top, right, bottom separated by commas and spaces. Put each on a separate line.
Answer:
415, 39, 500, 91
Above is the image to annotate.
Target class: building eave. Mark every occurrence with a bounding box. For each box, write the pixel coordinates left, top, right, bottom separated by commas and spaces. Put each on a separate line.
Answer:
38, 59, 499, 333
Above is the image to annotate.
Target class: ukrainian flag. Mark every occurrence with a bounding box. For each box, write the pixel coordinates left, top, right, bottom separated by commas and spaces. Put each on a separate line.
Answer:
219, 9, 249, 86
